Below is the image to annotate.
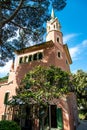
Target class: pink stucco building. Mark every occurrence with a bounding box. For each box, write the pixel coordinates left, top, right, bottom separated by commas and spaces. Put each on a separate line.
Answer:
0, 9, 78, 130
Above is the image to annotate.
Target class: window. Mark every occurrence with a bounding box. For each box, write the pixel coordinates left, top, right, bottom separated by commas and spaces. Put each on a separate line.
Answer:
33, 53, 37, 61
19, 52, 43, 64
38, 52, 43, 60
57, 37, 59, 43
24, 56, 28, 63
4, 92, 10, 105
58, 52, 61, 58
28, 55, 32, 62
19, 57, 23, 64
54, 25, 55, 29
57, 51, 62, 59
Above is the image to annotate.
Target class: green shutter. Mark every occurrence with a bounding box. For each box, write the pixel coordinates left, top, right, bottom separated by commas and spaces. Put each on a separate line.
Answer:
4, 92, 9, 105
56, 108, 63, 130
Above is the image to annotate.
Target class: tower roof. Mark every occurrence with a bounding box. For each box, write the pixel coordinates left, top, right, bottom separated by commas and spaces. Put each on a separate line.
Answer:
51, 8, 55, 19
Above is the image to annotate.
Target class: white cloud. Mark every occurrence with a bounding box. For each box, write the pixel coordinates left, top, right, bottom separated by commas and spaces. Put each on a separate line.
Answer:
82, 40, 87, 47
0, 60, 12, 78
69, 46, 79, 60
63, 33, 78, 43
69, 39, 87, 61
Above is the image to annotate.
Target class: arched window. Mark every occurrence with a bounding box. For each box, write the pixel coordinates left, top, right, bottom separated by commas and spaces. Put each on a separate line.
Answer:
57, 51, 62, 59
57, 37, 59, 43
24, 56, 28, 63
28, 55, 32, 62
33, 53, 37, 61
38, 52, 43, 60
58, 52, 60, 58
19, 57, 23, 64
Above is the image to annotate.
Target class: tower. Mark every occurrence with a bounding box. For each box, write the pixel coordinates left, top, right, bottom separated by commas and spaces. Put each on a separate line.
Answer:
46, 8, 63, 44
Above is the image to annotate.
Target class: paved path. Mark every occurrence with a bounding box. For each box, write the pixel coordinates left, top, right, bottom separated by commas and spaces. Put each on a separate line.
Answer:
77, 120, 87, 130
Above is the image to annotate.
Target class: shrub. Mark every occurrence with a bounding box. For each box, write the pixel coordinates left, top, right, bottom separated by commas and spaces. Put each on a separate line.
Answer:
0, 120, 21, 130
0, 76, 8, 83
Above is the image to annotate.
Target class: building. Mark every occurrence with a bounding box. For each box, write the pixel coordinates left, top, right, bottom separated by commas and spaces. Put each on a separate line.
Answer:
0, 9, 78, 130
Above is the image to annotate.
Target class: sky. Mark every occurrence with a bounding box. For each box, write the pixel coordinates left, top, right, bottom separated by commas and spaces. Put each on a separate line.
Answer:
57, 0, 87, 73
0, 0, 87, 78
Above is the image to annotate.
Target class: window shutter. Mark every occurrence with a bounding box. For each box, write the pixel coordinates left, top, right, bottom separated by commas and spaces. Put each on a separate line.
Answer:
56, 108, 63, 130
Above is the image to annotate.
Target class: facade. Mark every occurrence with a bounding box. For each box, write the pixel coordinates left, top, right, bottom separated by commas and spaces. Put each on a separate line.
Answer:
0, 9, 78, 130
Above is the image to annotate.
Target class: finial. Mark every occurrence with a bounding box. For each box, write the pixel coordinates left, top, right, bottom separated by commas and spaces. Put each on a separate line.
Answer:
51, 8, 55, 19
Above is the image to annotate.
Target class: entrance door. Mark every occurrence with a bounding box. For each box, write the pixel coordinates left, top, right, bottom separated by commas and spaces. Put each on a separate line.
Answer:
21, 106, 32, 130
51, 105, 63, 130
51, 105, 57, 128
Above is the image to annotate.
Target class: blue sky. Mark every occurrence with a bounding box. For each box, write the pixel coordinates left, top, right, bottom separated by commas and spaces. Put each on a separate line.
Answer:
0, 0, 87, 77
57, 0, 87, 73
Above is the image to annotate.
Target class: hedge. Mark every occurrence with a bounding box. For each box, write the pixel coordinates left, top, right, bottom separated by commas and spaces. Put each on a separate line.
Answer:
0, 120, 21, 130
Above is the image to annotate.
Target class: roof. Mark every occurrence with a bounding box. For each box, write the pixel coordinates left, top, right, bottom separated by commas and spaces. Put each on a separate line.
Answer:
15, 40, 54, 55
63, 44, 72, 64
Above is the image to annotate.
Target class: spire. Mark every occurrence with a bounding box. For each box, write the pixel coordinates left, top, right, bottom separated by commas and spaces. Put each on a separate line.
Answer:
51, 8, 55, 19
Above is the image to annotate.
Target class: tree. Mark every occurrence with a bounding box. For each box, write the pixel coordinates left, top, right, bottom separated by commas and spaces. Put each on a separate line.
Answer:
15, 66, 71, 104
0, 120, 21, 130
0, 0, 67, 66
10, 66, 72, 129
0, 75, 8, 83
72, 70, 87, 118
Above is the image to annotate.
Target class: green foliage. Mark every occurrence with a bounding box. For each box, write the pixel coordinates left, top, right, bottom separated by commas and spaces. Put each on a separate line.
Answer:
10, 65, 72, 125
0, 120, 21, 130
0, 76, 8, 83
79, 109, 87, 120
72, 70, 87, 117
13, 66, 71, 106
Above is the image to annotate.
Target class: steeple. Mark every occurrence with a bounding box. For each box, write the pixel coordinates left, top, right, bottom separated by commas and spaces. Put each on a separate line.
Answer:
46, 8, 63, 44
46, 8, 61, 33
51, 8, 55, 19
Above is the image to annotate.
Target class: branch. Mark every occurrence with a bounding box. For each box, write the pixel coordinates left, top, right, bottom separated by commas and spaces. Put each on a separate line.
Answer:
10, 21, 24, 29
3, 16, 24, 29
2, 0, 24, 26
